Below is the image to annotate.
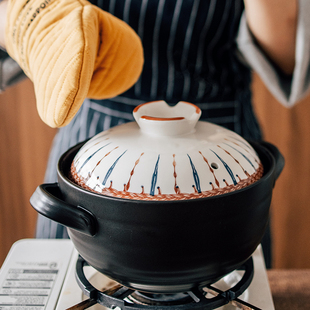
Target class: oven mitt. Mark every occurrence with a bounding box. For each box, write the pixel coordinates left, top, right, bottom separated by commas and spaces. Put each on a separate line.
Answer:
5, 0, 144, 127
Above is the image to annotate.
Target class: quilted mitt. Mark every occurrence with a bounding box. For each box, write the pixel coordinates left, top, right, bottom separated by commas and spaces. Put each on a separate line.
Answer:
5, 0, 144, 127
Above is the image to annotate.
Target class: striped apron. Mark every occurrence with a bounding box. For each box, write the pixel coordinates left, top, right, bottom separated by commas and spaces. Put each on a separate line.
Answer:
37, 0, 271, 267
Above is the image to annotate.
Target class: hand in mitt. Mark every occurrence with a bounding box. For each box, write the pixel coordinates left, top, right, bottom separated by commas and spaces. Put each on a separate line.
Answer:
5, 0, 144, 127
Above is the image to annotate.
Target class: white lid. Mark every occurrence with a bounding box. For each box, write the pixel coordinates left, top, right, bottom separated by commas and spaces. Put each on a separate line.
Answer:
70, 101, 263, 200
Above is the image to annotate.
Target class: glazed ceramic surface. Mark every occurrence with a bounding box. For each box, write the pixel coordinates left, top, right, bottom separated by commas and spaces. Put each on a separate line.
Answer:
70, 101, 263, 200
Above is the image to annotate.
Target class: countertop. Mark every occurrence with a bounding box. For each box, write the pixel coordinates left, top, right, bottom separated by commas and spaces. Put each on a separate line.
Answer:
267, 269, 310, 309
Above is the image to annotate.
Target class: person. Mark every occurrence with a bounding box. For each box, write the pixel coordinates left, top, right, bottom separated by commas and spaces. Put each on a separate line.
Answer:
1, 0, 310, 269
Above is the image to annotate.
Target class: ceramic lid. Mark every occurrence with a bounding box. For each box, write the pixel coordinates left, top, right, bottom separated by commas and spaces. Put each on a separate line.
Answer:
70, 101, 263, 200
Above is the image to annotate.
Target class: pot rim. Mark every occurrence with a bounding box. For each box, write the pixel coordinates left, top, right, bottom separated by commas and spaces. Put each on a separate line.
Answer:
57, 139, 277, 204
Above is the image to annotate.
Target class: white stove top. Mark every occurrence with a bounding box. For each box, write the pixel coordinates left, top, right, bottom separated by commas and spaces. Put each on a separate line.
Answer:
0, 239, 275, 310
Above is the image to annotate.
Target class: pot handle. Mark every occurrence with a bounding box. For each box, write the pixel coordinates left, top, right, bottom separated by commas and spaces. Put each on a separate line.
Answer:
258, 141, 285, 182
30, 183, 97, 236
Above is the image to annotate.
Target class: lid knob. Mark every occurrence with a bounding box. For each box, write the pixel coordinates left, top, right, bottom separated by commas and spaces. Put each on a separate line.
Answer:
133, 101, 202, 136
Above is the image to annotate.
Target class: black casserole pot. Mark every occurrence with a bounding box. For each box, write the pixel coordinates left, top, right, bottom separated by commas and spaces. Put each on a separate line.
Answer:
30, 102, 284, 293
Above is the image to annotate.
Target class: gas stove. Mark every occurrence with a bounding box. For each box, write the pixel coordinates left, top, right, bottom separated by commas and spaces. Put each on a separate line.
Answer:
0, 239, 275, 309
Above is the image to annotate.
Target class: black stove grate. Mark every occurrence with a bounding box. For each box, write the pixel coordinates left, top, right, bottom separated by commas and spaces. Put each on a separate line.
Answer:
74, 256, 261, 310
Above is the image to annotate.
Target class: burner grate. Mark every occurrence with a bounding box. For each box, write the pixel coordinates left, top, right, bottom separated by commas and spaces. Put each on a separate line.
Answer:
72, 256, 261, 310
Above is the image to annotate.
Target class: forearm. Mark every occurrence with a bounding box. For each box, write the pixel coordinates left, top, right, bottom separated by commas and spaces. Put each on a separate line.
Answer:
243, 0, 297, 75
0, 0, 7, 50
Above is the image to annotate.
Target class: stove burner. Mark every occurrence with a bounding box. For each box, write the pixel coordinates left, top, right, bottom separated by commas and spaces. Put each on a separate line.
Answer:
74, 256, 261, 310
127, 291, 193, 306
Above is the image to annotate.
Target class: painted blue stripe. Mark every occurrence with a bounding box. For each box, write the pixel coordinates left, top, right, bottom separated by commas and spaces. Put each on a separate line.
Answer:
224, 143, 256, 169
211, 150, 237, 185
150, 155, 160, 196
77, 143, 111, 173
228, 136, 252, 149
187, 154, 201, 193
102, 150, 127, 186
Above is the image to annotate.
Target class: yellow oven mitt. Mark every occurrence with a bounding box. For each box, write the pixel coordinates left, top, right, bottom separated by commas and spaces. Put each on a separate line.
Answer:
5, 0, 144, 127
